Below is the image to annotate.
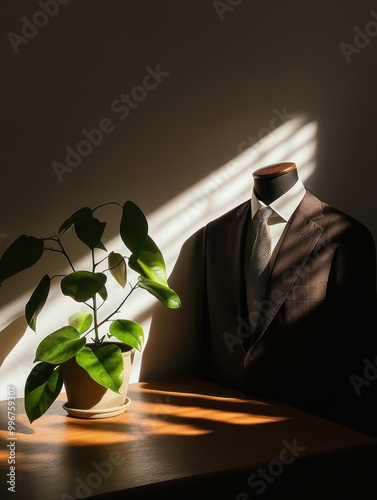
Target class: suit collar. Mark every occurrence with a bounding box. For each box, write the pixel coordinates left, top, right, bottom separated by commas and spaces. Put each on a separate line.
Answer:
226, 190, 325, 346
251, 178, 306, 221
244, 189, 325, 356
296, 188, 324, 220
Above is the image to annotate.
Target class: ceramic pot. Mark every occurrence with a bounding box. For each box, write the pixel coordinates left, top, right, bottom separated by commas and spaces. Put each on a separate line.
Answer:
60, 343, 134, 419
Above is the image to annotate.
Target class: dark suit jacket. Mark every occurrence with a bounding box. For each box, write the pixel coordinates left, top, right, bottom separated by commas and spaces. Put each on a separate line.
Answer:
140, 189, 377, 436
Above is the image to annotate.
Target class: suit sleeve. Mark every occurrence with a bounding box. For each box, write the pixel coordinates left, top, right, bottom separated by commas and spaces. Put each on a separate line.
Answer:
328, 222, 377, 436
139, 227, 209, 381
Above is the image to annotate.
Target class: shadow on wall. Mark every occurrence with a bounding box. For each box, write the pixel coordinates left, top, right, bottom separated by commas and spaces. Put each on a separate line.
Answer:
0, 316, 27, 367
0, 114, 317, 399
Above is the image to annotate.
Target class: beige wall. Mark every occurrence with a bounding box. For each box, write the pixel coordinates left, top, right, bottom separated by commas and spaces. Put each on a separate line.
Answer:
1, 0, 377, 398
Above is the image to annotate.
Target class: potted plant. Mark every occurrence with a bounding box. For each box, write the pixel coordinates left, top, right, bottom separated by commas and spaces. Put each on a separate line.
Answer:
0, 201, 181, 422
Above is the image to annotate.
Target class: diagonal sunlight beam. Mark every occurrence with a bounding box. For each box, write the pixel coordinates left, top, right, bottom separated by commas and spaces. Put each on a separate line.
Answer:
0, 115, 318, 399
149, 116, 317, 259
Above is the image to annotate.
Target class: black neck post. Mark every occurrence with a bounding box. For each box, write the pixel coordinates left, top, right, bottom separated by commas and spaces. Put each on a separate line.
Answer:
252, 162, 298, 205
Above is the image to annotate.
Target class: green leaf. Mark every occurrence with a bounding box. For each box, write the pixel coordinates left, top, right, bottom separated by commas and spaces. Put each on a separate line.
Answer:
58, 207, 92, 236
75, 217, 107, 250
108, 251, 127, 288
75, 344, 124, 393
61, 271, 107, 302
138, 277, 182, 309
0, 235, 44, 285
59, 207, 107, 250
24, 362, 63, 423
120, 201, 148, 254
109, 320, 144, 351
35, 326, 86, 364
129, 236, 168, 285
95, 240, 107, 251
98, 285, 108, 302
25, 274, 51, 332
68, 311, 93, 334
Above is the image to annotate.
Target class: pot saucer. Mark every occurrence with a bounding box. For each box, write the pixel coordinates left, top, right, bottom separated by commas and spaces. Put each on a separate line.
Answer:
62, 397, 131, 419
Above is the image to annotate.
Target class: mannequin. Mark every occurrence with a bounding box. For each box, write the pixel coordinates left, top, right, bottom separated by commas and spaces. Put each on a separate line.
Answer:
245, 161, 302, 284
141, 159, 377, 437
252, 162, 298, 205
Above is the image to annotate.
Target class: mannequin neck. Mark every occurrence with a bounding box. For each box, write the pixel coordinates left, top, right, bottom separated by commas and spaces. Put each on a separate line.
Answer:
253, 163, 298, 205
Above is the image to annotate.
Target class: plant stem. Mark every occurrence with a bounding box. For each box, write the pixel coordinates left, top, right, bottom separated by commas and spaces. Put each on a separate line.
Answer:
92, 294, 100, 343
93, 201, 122, 212
42, 236, 76, 272
85, 282, 139, 337
57, 239, 75, 272
98, 282, 138, 327
91, 248, 100, 343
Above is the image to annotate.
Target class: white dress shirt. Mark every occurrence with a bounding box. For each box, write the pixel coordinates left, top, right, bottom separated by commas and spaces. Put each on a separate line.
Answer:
251, 178, 306, 270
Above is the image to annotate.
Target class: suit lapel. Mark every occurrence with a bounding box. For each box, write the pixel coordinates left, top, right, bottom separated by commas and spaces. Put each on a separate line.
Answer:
247, 189, 325, 348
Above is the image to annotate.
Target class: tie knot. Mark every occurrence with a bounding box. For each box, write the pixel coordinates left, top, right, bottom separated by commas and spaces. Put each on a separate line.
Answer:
256, 206, 274, 223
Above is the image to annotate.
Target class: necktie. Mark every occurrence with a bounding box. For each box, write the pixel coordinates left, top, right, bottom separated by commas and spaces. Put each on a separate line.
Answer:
246, 206, 274, 331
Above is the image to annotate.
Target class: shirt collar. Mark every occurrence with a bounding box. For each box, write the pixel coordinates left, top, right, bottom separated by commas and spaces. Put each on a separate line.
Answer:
251, 178, 306, 222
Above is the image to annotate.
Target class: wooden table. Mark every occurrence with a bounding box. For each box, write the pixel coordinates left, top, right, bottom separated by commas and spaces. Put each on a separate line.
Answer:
1, 378, 377, 499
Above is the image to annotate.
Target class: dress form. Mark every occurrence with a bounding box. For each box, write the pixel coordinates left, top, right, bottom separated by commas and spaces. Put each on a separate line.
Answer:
253, 162, 298, 205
